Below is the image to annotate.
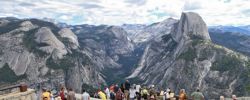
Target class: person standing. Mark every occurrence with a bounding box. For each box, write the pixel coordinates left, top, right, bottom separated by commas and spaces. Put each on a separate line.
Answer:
98, 90, 107, 100
110, 84, 115, 92
220, 96, 225, 100
169, 90, 176, 100
42, 88, 50, 100
124, 80, 131, 100
191, 89, 204, 100
135, 92, 141, 100
141, 86, 149, 100
232, 95, 237, 100
115, 88, 124, 100
179, 89, 187, 100
48, 90, 54, 100
158, 89, 164, 100
129, 86, 136, 100
164, 88, 171, 100
110, 84, 116, 100
135, 84, 141, 93
59, 87, 66, 100
149, 85, 157, 100
121, 83, 125, 93
82, 89, 90, 100
67, 88, 76, 100
149, 91, 156, 100
105, 87, 110, 99
114, 84, 119, 93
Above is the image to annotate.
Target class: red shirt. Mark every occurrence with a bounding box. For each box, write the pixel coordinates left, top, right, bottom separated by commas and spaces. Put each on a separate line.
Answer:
60, 91, 65, 100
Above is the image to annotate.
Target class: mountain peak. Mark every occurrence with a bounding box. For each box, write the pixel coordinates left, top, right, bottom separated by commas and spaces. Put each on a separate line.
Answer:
162, 17, 177, 23
172, 12, 210, 42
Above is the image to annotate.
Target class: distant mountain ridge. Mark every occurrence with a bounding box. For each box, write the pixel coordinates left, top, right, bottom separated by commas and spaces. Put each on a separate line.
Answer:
1, 12, 250, 99
127, 12, 250, 98
208, 25, 250, 56
209, 25, 250, 35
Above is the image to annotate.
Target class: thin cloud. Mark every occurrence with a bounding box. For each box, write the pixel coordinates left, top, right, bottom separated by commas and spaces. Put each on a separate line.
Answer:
80, 3, 103, 9
124, 0, 147, 6
183, 0, 202, 11
242, 9, 250, 16
0, 0, 249, 26
19, 2, 35, 7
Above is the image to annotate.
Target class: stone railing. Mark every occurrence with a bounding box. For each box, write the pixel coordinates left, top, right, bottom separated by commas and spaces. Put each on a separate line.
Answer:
0, 89, 36, 100
0, 84, 20, 95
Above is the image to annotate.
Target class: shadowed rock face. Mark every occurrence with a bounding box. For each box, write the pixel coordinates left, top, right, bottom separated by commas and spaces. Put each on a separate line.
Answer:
209, 28, 250, 56
128, 12, 250, 99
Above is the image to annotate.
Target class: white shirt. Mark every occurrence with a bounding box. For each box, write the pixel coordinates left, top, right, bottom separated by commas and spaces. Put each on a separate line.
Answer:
129, 89, 136, 98
105, 88, 110, 97
164, 92, 170, 99
82, 92, 90, 100
136, 85, 141, 93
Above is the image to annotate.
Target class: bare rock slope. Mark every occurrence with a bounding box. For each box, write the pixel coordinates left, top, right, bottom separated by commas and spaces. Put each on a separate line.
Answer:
128, 12, 250, 98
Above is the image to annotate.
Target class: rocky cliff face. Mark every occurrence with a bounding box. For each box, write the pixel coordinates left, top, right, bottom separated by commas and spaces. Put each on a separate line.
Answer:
121, 24, 146, 39
1, 12, 250, 98
123, 18, 178, 43
0, 18, 106, 92
70, 25, 141, 84
0, 18, 139, 92
172, 12, 210, 42
128, 12, 250, 98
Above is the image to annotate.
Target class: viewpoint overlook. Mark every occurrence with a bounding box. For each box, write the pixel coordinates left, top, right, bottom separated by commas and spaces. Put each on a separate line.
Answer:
1, 0, 250, 99
1, 11, 250, 100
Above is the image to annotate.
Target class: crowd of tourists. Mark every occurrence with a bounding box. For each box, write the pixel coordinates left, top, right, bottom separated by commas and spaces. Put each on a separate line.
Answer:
41, 80, 238, 100
41, 87, 77, 100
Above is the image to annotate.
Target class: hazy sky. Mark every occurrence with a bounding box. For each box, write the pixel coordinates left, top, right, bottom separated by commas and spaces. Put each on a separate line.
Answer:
1, 0, 250, 26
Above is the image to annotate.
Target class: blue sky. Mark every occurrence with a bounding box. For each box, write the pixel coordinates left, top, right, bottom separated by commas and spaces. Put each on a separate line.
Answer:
1, 0, 250, 26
